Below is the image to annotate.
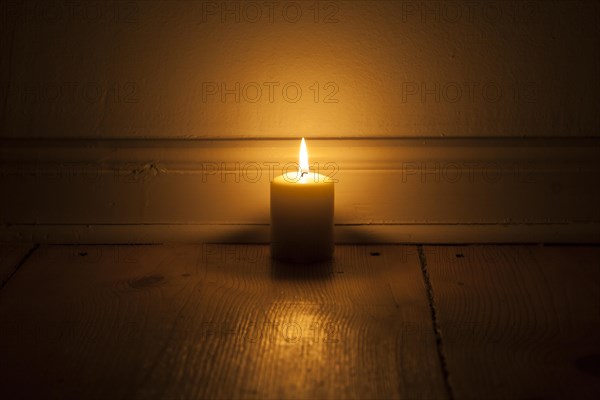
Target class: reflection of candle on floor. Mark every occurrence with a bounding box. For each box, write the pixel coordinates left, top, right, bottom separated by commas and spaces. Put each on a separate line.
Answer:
270, 138, 334, 263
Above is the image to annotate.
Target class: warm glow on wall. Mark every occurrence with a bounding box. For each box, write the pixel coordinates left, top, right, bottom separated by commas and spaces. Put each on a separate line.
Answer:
4, 1, 597, 138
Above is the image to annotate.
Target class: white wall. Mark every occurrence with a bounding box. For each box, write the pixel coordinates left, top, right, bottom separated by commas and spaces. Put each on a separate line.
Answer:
1, 1, 599, 243
2, 0, 598, 138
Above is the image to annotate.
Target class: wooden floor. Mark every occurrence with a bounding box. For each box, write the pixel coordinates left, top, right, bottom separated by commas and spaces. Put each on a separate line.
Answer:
0, 244, 599, 400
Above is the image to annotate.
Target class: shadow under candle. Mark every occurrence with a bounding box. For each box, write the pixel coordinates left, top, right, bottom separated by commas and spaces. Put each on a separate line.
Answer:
270, 258, 334, 281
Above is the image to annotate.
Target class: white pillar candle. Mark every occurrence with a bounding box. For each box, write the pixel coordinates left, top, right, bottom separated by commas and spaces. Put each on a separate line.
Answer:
270, 138, 334, 263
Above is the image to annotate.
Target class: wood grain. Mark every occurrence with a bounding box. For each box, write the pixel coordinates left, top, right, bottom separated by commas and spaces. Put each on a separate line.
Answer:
0, 243, 35, 288
0, 244, 446, 399
424, 245, 600, 400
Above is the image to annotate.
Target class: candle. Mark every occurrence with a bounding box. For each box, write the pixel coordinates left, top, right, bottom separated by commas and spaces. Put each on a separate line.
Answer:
270, 138, 335, 263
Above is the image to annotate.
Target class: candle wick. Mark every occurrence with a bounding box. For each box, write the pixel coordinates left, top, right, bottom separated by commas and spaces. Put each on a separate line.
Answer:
300, 171, 307, 177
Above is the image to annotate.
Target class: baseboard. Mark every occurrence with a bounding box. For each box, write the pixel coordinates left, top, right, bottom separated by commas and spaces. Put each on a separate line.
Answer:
1, 138, 599, 243
2, 223, 599, 244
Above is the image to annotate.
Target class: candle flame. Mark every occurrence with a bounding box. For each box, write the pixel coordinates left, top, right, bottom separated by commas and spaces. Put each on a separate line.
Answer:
299, 137, 309, 175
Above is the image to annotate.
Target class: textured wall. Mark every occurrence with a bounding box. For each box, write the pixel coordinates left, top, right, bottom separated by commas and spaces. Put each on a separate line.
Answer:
1, 0, 599, 138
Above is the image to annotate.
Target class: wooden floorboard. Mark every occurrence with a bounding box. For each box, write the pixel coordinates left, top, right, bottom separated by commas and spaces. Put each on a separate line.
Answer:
0, 244, 446, 400
424, 245, 600, 400
0, 243, 35, 289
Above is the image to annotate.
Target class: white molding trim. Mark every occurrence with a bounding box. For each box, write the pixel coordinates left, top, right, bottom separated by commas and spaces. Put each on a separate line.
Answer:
2, 223, 599, 244
2, 138, 599, 243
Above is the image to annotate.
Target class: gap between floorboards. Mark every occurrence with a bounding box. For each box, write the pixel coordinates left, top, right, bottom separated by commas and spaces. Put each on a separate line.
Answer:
417, 244, 455, 400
